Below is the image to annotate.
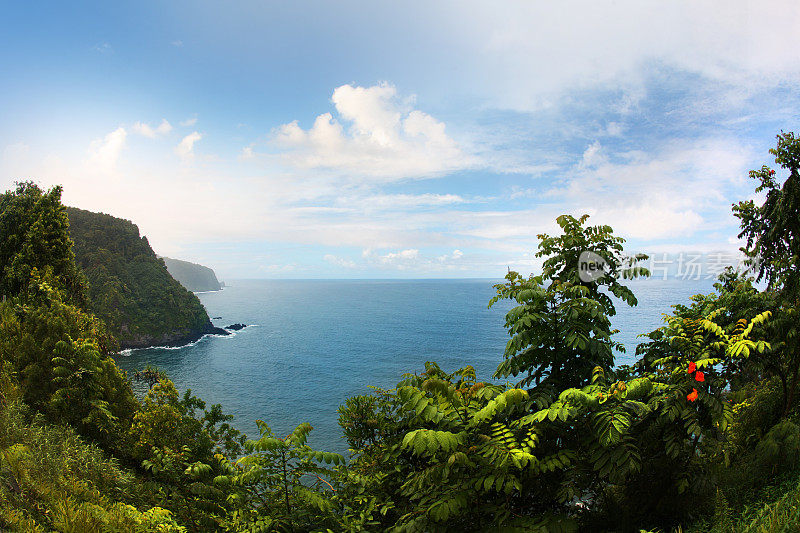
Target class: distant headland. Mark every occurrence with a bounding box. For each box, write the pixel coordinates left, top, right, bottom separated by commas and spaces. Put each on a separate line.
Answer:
161, 256, 224, 293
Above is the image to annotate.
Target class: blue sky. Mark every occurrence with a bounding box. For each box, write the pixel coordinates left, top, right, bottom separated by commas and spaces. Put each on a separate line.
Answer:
2, 1, 799, 279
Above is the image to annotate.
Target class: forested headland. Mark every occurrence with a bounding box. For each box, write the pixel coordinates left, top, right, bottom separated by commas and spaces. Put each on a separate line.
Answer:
66, 207, 223, 349
0, 132, 799, 531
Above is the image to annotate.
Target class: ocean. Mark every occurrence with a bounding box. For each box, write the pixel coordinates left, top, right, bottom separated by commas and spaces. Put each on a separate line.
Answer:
113, 278, 715, 455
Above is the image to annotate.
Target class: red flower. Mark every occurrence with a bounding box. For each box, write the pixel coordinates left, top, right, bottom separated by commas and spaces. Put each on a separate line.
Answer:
695, 371, 705, 382
687, 362, 697, 374
687, 388, 699, 402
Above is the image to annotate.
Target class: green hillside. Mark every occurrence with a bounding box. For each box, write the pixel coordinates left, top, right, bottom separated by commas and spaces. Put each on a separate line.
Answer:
161, 256, 222, 292
1, 131, 800, 531
66, 207, 221, 349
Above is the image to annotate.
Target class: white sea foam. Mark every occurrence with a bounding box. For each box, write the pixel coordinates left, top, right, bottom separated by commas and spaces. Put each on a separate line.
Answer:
113, 325, 258, 355
193, 288, 225, 295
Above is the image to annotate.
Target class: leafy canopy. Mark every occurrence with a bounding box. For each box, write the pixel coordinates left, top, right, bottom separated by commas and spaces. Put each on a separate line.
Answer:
490, 214, 649, 389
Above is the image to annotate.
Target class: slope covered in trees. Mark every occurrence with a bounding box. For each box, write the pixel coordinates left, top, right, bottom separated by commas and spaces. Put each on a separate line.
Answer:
161, 256, 223, 292
0, 132, 799, 531
66, 207, 223, 349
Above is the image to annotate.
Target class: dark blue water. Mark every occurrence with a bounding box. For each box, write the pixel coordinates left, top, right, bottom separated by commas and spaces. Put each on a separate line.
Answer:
114, 278, 714, 454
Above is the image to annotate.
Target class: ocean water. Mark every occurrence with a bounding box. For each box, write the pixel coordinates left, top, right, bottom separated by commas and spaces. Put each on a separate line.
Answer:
114, 278, 715, 455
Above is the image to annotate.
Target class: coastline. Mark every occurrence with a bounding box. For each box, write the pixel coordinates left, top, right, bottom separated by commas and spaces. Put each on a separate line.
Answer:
193, 287, 224, 295
116, 322, 229, 352
116, 323, 255, 354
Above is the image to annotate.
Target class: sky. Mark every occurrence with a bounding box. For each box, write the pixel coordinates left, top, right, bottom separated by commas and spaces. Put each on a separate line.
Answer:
2, 1, 799, 279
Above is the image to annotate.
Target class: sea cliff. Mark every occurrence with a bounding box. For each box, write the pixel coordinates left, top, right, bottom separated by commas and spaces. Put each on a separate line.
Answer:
161, 256, 223, 292
66, 207, 225, 349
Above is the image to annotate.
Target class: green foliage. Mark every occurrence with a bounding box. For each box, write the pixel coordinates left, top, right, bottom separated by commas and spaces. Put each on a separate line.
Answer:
340, 362, 578, 531
126, 378, 245, 530
0, 183, 136, 449
6, 132, 800, 533
0, 181, 239, 530
737, 477, 800, 533
754, 420, 800, 474
133, 364, 169, 390
0, 391, 183, 532
0, 182, 87, 306
130, 378, 244, 464
66, 207, 213, 349
490, 214, 648, 390
734, 132, 800, 416
336, 213, 784, 532
215, 420, 345, 532
734, 131, 800, 300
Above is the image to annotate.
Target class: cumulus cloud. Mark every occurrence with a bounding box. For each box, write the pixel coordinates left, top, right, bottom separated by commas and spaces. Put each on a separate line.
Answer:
175, 132, 202, 159
133, 119, 173, 138
87, 127, 126, 173
180, 117, 198, 127
273, 83, 476, 181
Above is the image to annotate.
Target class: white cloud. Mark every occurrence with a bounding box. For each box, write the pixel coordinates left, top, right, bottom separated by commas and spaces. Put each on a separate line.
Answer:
437, 249, 463, 262
133, 119, 173, 138
180, 117, 198, 127
580, 141, 605, 168
239, 145, 255, 160
555, 138, 755, 240
175, 132, 202, 159
172, 40, 184, 47
335, 193, 466, 211
273, 83, 476, 181
441, 1, 800, 110
355, 246, 477, 273
87, 127, 126, 173
381, 249, 419, 262
1, 122, 765, 279
323, 254, 356, 268
364, 248, 421, 270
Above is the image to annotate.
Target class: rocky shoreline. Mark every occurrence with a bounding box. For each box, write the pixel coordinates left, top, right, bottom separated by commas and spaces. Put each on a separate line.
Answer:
118, 321, 249, 350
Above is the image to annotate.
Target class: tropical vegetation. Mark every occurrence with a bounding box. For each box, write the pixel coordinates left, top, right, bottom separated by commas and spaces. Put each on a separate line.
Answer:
0, 132, 799, 531
66, 207, 217, 349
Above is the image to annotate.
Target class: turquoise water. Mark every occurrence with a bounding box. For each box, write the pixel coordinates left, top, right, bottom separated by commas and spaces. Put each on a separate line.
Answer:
114, 278, 714, 455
